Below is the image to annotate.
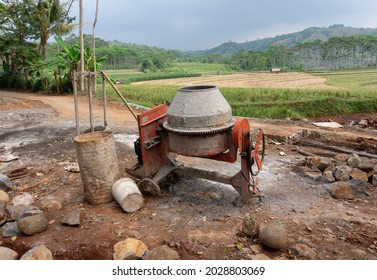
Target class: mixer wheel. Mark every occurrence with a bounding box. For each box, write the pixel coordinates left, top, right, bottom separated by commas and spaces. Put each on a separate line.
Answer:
248, 128, 265, 176
138, 178, 161, 197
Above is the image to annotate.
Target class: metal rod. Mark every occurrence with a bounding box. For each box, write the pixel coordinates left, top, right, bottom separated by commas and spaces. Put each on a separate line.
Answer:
73, 71, 80, 136
88, 73, 94, 132
102, 74, 107, 128
100, 70, 138, 120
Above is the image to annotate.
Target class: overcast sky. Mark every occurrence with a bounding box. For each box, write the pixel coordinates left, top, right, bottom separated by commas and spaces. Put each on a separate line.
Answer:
69, 0, 377, 51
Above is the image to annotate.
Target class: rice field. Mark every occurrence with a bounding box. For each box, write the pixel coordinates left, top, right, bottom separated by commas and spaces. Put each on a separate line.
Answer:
101, 67, 377, 119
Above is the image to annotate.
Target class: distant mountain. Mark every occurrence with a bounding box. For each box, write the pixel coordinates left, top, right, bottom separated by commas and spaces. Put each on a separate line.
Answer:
188, 24, 377, 56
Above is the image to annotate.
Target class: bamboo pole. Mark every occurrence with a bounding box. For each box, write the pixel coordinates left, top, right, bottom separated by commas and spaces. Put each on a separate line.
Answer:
100, 70, 138, 120
73, 71, 80, 135
102, 74, 107, 128
88, 73, 94, 132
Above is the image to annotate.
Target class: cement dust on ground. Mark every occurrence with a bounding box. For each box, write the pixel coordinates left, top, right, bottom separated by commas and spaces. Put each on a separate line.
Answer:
0, 90, 376, 260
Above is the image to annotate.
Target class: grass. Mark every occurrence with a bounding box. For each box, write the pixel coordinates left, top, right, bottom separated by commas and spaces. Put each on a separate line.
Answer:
98, 67, 377, 119
106, 71, 201, 84
165, 62, 232, 75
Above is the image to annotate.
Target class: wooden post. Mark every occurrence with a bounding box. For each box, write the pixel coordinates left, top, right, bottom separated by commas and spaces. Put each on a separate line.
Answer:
102, 74, 107, 128
73, 71, 80, 136
88, 73, 94, 132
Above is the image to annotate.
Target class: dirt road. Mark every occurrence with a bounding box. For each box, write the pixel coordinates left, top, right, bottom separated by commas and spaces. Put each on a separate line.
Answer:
1, 90, 376, 260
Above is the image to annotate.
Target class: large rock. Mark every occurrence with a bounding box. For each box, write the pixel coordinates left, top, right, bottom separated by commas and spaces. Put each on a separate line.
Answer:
17, 210, 48, 235
113, 238, 148, 260
20, 244, 53, 260
334, 165, 352, 181
329, 182, 354, 200
0, 190, 10, 203
6, 205, 40, 221
143, 245, 180, 260
0, 246, 18, 260
291, 243, 317, 259
0, 173, 12, 191
350, 169, 368, 181
242, 214, 260, 238
347, 179, 368, 196
2, 221, 23, 237
259, 223, 289, 250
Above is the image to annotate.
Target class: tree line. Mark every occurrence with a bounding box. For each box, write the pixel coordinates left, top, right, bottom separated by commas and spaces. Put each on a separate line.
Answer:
229, 35, 377, 71
1, 0, 377, 94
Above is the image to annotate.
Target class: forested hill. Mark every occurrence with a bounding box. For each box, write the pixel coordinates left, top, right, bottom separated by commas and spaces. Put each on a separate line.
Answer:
189, 25, 377, 56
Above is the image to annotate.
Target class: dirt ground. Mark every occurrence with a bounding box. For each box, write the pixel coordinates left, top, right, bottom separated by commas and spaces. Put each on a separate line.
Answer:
1, 90, 376, 260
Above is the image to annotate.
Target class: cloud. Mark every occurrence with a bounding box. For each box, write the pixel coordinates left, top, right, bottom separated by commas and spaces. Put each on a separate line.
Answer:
68, 0, 377, 51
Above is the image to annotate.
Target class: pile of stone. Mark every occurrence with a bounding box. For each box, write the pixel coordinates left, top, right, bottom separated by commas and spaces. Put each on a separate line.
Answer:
299, 154, 377, 199
0, 181, 53, 259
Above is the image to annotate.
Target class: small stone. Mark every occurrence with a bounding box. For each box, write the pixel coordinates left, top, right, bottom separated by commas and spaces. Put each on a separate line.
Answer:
252, 253, 271, 260
143, 245, 180, 260
334, 165, 352, 181
250, 244, 263, 254
334, 154, 348, 163
291, 243, 317, 259
0, 173, 12, 191
358, 162, 375, 173
279, 151, 286, 156
0, 200, 5, 220
242, 214, 260, 238
309, 156, 333, 172
0, 246, 18, 260
259, 223, 289, 250
17, 210, 48, 236
329, 182, 354, 200
304, 171, 323, 181
113, 238, 148, 260
6, 205, 40, 221
347, 157, 362, 168
2, 221, 23, 237
350, 249, 377, 260
12, 193, 34, 206
372, 174, 377, 186
61, 210, 81, 226
0, 190, 10, 203
40, 199, 63, 213
323, 170, 336, 183
20, 244, 53, 260
350, 169, 368, 181
358, 119, 368, 127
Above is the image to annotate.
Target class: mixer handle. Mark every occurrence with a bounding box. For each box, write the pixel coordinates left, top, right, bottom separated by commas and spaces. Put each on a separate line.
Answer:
247, 128, 265, 176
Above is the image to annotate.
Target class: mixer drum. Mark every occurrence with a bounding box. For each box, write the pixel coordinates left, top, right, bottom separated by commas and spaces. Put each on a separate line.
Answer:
163, 85, 235, 156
